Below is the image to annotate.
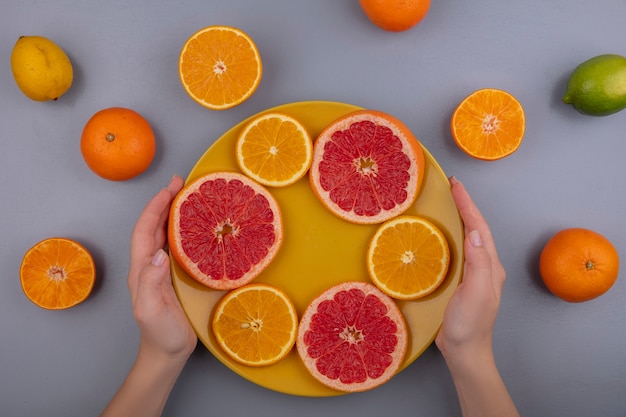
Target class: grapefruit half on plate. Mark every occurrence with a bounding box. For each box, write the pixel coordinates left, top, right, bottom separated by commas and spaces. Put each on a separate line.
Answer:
168, 171, 283, 290
309, 110, 425, 224
297, 281, 408, 392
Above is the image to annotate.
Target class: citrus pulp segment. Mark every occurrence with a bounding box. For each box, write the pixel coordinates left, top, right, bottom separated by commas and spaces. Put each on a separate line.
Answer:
296, 281, 408, 392
212, 283, 298, 366
450, 88, 525, 160
20, 237, 96, 310
309, 110, 425, 224
179, 25, 262, 110
236, 112, 313, 187
168, 172, 283, 290
367, 215, 450, 300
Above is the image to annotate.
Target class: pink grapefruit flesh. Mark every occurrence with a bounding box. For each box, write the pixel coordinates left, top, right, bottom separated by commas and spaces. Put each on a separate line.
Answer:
296, 281, 408, 392
168, 172, 283, 290
309, 110, 425, 224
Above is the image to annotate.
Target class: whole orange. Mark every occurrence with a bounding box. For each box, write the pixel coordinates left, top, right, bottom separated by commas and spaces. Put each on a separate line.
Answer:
539, 228, 619, 302
359, 0, 430, 32
80, 107, 156, 181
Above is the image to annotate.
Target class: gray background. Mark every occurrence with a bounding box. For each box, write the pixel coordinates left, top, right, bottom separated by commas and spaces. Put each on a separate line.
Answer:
2, 1, 626, 416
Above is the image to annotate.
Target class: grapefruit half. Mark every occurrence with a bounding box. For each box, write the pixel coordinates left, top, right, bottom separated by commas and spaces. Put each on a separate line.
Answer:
168, 172, 283, 290
296, 281, 408, 392
309, 110, 425, 224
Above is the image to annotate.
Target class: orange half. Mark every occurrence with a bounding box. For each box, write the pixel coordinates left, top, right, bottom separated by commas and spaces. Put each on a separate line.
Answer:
20, 237, 96, 309
367, 215, 450, 300
236, 112, 313, 187
179, 25, 262, 110
451, 88, 525, 160
212, 283, 298, 367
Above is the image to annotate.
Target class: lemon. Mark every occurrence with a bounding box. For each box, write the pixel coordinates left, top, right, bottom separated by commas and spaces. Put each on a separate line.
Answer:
10, 36, 73, 101
563, 54, 626, 116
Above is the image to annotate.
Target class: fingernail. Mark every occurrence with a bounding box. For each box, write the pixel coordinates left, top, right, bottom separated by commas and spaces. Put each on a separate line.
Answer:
468, 230, 483, 247
449, 176, 459, 186
151, 249, 168, 266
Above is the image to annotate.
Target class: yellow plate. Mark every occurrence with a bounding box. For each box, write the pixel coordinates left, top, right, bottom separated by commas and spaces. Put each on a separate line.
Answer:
171, 101, 464, 397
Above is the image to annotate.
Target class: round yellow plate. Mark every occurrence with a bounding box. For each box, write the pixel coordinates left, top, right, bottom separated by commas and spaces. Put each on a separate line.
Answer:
171, 101, 464, 397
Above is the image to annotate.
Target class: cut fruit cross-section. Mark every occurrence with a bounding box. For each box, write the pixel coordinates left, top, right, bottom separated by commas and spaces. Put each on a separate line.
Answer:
212, 283, 298, 367
309, 110, 425, 224
236, 112, 312, 187
179, 25, 262, 110
450, 88, 525, 160
367, 215, 450, 300
296, 281, 408, 392
20, 237, 96, 310
168, 172, 283, 290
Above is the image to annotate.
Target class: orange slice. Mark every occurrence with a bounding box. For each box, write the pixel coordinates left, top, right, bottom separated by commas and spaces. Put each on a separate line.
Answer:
179, 26, 262, 110
20, 237, 96, 309
236, 112, 313, 187
212, 283, 298, 367
367, 215, 450, 300
450, 88, 525, 160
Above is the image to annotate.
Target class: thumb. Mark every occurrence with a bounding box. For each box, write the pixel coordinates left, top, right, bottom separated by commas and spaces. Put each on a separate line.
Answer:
462, 230, 493, 282
133, 249, 171, 321
137, 249, 170, 294
461, 229, 505, 309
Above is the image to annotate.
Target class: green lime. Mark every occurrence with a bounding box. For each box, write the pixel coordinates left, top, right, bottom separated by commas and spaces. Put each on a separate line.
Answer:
563, 54, 626, 116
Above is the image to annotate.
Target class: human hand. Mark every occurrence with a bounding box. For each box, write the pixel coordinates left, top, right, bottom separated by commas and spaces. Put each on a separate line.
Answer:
435, 177, 506, 364
435, 178, 518, 417
128, 175, 197, 365
101, 176, 198, 417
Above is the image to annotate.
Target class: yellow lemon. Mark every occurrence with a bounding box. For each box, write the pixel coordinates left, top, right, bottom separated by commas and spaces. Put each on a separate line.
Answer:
11, 36, 73, 101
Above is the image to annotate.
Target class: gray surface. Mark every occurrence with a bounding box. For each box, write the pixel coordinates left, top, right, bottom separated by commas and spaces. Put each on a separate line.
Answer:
2, 1, 626, 416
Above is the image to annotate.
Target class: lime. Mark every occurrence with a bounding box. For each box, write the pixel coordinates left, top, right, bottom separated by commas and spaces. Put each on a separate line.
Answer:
563, 54, 626, 116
